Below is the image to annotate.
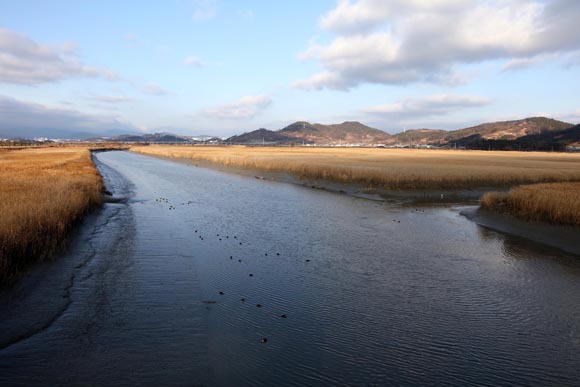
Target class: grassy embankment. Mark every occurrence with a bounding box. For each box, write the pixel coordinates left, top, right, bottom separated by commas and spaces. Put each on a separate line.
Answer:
0, 147, 103, 285
131, 146, 580, 226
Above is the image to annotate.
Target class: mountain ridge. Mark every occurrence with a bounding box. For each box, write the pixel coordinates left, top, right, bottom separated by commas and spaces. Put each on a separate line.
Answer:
227, 121, 392, 144
3, 116, 578, 150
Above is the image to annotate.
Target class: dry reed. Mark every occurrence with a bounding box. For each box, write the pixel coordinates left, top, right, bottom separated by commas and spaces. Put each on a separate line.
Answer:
131, 146, 580, 190
481, 183, 580, 227
0, 147, 103, 285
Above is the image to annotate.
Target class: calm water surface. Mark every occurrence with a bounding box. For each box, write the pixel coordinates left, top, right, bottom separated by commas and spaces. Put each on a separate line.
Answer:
1, 151, 580, 386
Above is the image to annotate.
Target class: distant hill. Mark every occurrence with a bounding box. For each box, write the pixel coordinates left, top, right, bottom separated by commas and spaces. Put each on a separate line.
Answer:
90, 132, 221, 144
389, 129, 448, 145
226, 128, 290, 144
227, 121, 391, 144
85, 133, 222, 144
517, 123, 580, 146
116, 133, 191, 143
453, 122, 580, 151
385, 117, 575, 148
9, 116, 575, 151
443, 117, 573, 142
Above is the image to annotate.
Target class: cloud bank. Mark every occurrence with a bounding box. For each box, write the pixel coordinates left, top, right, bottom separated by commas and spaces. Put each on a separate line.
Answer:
296, 0, 580, 90
0, 95, 137, 138
0, 28, 118, 85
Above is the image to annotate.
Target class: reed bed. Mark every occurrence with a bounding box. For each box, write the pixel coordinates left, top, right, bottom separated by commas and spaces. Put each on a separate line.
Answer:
131, 146, 580, 190
481, 183, 580, 227
0, 147, 103, 285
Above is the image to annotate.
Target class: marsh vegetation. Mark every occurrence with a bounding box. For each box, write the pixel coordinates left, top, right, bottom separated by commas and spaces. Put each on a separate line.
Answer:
0, 147, 103, 285
131, 146, 580, 189
481, 182, 580, 227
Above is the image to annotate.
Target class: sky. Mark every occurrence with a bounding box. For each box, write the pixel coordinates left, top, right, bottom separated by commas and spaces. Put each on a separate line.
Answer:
1, 0, 580, 138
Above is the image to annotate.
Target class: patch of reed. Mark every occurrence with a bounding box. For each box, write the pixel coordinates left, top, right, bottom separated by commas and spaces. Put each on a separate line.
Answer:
0, 148, 103, 285
481, 182, 580, 227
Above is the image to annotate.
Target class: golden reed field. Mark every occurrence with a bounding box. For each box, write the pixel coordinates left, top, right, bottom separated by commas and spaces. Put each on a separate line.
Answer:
0, 147, 103, 285
131, 146, 580, 190
481, 182, 580, 227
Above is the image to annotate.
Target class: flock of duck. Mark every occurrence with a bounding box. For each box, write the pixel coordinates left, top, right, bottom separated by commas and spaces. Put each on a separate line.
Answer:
194, 229, 294, 344
156, 195, 300, 345
151, 194, 419, 346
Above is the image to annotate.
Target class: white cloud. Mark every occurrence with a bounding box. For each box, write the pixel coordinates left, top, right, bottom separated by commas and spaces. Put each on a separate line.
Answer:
202, 95, 272, 119
0, 28, 118, 85
142, 83, 168, 95
0, 95, 137, 137
321, 0, 482, 34
192, 0, 217, 21
297, 0, 580, 90
184, 55, 206, 67
364, 94, 493, 119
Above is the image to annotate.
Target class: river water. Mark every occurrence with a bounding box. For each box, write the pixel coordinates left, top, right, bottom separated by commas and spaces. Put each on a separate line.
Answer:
1, 151, 580, 386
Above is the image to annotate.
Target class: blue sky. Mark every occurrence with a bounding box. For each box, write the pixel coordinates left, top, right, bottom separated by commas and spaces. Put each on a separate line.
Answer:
1, 0, 580, 138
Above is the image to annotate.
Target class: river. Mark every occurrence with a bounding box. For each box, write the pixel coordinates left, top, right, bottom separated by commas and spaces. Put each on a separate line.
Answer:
1, 150, 580, 386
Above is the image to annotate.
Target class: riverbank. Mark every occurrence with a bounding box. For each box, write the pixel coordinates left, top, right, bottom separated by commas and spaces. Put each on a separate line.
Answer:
0, 147, 104, 286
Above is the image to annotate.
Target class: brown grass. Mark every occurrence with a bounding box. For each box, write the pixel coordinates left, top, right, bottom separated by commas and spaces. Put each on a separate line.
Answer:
481, 183, 580, 227
131, 145, 580, 190
0, 147, 103, 285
